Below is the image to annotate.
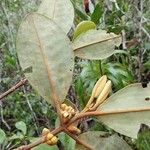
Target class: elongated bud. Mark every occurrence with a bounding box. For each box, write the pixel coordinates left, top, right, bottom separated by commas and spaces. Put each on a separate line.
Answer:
94, 75, 107, 98
91, 80, 112, 110
42, 128, 50, 136
86, 75, 107, 108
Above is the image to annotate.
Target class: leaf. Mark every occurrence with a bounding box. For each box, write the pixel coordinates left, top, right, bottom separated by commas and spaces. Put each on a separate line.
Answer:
136, 130, 150, 150
114, 50, 129, 55
59, 132, 75, 150
73, 29, 121, 60
15, 121, 27, 135
0, 129, 6, 144
16, 13, 74, 105
32, 144, 57, 150
73, 21, 96, 40
91, 3, 103, 25
75, 131, 132, 150
74, 6, 89, 20
97, 83, 150, 138
38, 0, 74, 34
9, 132, 24, 140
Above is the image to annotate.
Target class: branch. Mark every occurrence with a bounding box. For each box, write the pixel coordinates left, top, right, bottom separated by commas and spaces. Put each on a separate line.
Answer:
75, 107, 150, 121
64, 129, 94, 150
0, 102, 11, 130
14, 127, 63, 150
0, 78, 28, 100
15, 106, 150, 150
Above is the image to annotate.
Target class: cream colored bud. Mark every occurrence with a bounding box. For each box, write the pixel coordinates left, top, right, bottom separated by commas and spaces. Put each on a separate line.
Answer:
94, 75, 107, 98
71, 109, 75, 115
46, 133, 53, 141
42, 128, 50, 136
67, 125, 81, 135
47, 137, 58, 145
47, 140, 53, 145
51, 136, 58, 144
63, 111, 69, 118
91, 80, 112, 110
61, 103, 67, 111
66, 106, 73, 112
85, 75, 107, 108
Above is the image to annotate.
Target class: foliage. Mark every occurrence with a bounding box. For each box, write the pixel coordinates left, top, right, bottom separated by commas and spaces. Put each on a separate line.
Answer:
0, 0, 150, 150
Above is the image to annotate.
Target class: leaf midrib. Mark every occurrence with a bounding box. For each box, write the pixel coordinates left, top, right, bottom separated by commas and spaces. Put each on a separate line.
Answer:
29, 14, 58, 105
73, 35, 121, 51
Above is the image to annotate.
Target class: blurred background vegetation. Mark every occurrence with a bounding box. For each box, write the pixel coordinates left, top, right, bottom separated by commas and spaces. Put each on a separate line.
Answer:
0, 0, 150, 149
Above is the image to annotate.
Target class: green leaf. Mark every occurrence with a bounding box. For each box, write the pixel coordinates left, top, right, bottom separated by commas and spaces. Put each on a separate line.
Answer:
73, 29, 121, 60
136, 131, 150, 150
75, 131, 132, 150
91, 3, 103, 25
73, 21, 96, 40
0, 129, 6, 144
97, 83, 150, 138
74, 6, 89, 20
32, 144, 57, 150
114, 50, 129, 55
38, 0, 74, 34
71, 1, 89, 20
15, 121, 27, 135
16, 13, 74, 105
59, 132, 75, 150
9, 132, 24, 140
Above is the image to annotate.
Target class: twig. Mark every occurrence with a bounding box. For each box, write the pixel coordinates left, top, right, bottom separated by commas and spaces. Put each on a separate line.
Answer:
14, 106, 150, 150
0, 102, 11, 130
14, 127, 63, 150
0, 78, 28, 100
22, 86, 40, 135
64, 129, 94, 150
75, 107, 150, 121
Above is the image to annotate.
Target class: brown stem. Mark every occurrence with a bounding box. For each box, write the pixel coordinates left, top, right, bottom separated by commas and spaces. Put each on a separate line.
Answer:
14, 106, 150, 150
75, 107, 150, 122
14, 127, 63, 150
64, 129, 94, 150
0, 78, 28, 100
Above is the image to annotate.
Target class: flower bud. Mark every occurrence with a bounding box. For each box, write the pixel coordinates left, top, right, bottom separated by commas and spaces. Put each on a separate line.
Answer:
85, 75, 107, 109
46, 133, 54, 141
47, 136, 58, 145
42, 128, 50, 136
90, 80, 112, 110
67, 125, 81, 135
61, 103, 67, 111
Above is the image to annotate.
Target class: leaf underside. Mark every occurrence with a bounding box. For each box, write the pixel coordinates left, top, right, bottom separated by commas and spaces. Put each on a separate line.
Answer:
72, 29, 121, 60
98, 83, 150, 138
16, 13, 74, 105
75, 131, 132, 150
38, 0, 74, 34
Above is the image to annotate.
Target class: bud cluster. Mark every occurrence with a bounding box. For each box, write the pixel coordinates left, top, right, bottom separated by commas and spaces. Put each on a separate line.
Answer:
84, 75, 112, 111
42, 128, 58, 145
60, 103, 76, 123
